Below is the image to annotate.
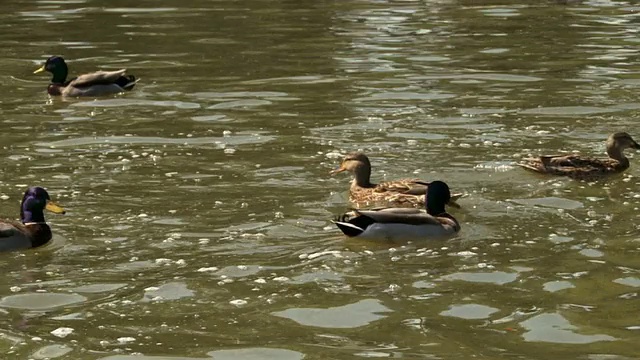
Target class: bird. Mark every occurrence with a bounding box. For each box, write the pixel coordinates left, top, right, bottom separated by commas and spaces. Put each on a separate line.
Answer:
0, 187, 65, 252
33, 56, 137, 97
518, 132, 640, 180
330, 152, 463, 208
333, 180, 460, 241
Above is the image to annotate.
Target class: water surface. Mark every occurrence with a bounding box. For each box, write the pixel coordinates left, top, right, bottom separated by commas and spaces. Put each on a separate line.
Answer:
0, 0, 639, 359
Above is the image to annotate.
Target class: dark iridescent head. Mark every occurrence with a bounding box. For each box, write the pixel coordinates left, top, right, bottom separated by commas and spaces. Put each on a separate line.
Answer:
425, 180, 451, 216
34, 56, 69, 84
20, 186, 66, 224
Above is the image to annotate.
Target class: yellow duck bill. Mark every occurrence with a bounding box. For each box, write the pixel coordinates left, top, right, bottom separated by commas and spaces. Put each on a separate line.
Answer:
45, 201, 66, 214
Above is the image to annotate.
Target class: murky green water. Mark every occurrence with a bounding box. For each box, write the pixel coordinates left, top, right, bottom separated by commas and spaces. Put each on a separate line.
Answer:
0, 0, 639, 359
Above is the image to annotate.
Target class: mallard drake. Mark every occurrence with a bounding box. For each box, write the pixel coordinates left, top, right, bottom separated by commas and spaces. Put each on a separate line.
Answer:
330, 152, 463, 208
0, 187, 65, 252
34, 56, 137, 97
333, 180, 460, 241
518, 132, 640, 180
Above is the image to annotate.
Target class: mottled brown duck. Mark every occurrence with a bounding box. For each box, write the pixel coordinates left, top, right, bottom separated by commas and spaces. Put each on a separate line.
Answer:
330, 152, 463, 208
519, 132, 640, 180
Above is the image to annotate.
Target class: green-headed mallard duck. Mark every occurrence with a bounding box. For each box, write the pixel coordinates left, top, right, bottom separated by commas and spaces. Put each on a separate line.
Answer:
519, 132, 640, 180
330, 152, 463, 208
333, 180, 460, 241
34, 56, 137, 97
0, 187, 65, 252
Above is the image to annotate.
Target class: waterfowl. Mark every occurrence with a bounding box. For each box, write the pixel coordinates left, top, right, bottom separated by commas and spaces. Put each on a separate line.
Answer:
518, 132, 640, 180
34, 56, 137, 97
333, 180, 460, 241
0, 187, 65, 252
330, 152, 463, 208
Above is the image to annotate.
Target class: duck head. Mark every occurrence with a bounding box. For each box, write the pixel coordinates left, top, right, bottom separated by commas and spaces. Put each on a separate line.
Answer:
425, 180, 451, 216
330, 152, 372, 186
20, 187, 65, 224
34, 56, 69, 84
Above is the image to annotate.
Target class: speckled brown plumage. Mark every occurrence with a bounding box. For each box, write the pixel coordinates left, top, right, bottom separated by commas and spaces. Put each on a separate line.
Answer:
331, 152, 464, 209
519, 132, 640, 180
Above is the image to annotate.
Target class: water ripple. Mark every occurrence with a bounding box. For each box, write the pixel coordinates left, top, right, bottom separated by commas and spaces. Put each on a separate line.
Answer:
36, 134, 275, 147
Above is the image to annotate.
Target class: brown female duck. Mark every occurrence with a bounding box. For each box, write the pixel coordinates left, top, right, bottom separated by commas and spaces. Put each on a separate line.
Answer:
330, 152, 463, 208
0, 187, 65, 252
518, 132, 640, 180
34, 56, 137, 97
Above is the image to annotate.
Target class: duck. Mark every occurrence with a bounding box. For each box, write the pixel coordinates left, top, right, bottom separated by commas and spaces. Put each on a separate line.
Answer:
518, 132, 640, 180
333, 180, 460, 241
34, 56, 137, 97
0, 187, 65, 252
330, 152, 463, 208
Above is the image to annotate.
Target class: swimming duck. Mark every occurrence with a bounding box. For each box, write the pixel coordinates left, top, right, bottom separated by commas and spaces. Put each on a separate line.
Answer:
333, 180, 460, 241
0, 187, 65, 252
34, 56, 137, 97
330, 152, 463, 208
518, 132, 640, 180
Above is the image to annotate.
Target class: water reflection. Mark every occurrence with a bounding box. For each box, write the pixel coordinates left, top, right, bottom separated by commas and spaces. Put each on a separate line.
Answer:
440, 303, 499, 320
521, 313, 616, 344
272, 299, 392, 328
100, 347, 305, 360
0, 293, 86, 311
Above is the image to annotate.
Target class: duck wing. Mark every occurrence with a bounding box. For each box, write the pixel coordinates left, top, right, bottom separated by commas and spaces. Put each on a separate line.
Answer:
69, 70, 127, 87
376, 179, 427, 195
376, 180, 464, 202
543, 155, 609, 168
0, 221, 24, 237
0, 221, 32, 251
62, 69, 137, 96
354, 208, 443, 225
520, 154, 618, 175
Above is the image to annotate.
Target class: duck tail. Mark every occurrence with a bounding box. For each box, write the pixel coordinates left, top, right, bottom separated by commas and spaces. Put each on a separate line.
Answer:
117, 75, 138, 91
447, 192, 467, 208
517, 162, 542, 173
333, 221, 364, 237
